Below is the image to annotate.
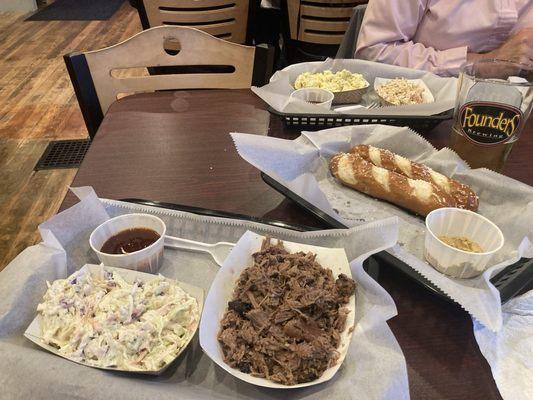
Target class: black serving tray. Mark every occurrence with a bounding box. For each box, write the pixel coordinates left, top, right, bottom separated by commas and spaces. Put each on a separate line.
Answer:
119, 198, 380, 283
268, 106, 453, 131
259, 173, 533, 304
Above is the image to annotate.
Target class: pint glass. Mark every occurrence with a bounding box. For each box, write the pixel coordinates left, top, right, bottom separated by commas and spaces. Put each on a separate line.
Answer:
451, 59, 533, 171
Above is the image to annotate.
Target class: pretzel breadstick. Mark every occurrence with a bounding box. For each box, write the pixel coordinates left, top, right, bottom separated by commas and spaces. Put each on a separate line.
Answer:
330, 153, 455, 216
350, 145, 478, 211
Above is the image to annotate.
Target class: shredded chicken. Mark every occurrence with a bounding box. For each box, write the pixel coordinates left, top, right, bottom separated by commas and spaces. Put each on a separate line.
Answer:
376, 78, 426, 105
218, 238, 356, 385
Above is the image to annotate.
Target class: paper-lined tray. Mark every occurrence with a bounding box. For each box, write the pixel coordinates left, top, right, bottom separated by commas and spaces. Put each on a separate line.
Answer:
231, 126, 533, 332
252, 59, 457, 117
260, 173, 533, 303
24, 264, 204, 375
0, 187, 409, 400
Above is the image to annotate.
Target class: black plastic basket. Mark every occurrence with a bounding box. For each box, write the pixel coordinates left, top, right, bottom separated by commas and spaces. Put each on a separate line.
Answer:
269, 106, 453, 131
260, 173, 533, 304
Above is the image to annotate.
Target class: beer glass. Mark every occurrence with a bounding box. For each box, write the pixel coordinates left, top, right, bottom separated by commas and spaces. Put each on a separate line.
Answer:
451, 59, 533, 171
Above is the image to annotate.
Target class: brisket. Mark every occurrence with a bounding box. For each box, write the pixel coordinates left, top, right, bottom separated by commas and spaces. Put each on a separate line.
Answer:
218, 238, 356, 385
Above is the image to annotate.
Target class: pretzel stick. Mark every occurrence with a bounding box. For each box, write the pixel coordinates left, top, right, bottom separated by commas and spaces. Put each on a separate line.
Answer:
330, 153, 456, 216
350, 145, 478, 211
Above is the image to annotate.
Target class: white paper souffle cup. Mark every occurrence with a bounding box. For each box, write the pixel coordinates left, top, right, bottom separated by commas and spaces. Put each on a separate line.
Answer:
89, 213, 166, 274
289, 88, 334, 110
424, 208, 504, 279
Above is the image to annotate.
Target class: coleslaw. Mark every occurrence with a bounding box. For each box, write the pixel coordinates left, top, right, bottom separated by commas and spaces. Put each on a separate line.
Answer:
36, 267, 199, 371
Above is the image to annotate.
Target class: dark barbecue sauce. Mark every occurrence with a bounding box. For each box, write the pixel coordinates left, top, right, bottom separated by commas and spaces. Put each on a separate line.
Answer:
100, 228, 160, 254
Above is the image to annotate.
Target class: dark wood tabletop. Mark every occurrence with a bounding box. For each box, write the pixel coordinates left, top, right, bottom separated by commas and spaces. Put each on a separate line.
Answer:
62, 89, 533, 400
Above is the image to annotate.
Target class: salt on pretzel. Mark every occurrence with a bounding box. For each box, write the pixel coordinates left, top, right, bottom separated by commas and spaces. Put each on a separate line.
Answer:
350, 145, 478, 211
330, 153, 456, 216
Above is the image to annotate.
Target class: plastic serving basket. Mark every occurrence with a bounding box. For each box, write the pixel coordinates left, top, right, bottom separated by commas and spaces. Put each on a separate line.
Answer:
258, 174, 533, 304
268, 107, 454, 131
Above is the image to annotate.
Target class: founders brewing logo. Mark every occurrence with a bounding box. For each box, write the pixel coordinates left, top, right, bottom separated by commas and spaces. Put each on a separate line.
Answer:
459, 102, 522, 145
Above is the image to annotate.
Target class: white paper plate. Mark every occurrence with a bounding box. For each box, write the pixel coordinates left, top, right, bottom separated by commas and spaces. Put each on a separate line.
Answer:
374, 77, 435, 105
24, 264, 204, 375
199, 230, 356, 388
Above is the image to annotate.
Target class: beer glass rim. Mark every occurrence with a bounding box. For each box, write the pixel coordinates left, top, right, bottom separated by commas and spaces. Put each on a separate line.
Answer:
461, 58, 533, 87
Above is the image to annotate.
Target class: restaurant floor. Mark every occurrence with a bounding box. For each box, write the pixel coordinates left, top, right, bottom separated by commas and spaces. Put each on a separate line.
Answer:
0, 4, 142, 270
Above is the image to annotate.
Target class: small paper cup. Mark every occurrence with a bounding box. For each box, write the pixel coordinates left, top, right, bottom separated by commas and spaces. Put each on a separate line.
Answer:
89, 213, 166, 274
289, 88, 334, 110
424, 208, 504, 279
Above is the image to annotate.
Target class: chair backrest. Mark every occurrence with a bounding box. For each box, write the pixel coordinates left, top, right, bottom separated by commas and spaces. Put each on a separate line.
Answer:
287, 0, 366, 45
138, 0, 250, 44
64, 26, 273, 138
336, 4, 367, 58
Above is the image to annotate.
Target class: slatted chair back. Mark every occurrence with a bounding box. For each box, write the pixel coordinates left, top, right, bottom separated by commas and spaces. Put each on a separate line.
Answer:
288, 0, 366, 45
64, 26, 273, 137
139, 0, 250, 44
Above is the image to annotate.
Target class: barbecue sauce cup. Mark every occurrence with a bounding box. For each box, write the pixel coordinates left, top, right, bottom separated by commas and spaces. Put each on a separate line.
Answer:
89, 213, 166, 274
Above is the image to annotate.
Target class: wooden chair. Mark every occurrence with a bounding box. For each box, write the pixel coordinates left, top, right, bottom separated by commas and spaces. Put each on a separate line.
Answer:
64, 26, 274, 138
136, 0, 256, 44
283, 0, 367, 62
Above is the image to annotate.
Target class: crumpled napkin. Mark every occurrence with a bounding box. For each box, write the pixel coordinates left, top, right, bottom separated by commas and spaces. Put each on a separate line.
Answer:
474, 290, 533, 400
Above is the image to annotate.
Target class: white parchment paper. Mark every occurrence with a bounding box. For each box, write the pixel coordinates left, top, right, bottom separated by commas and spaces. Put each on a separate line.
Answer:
252, 59, 457, 116
473, 290, 533, 400
0, 187, 409, 400
231, 125, 533, 332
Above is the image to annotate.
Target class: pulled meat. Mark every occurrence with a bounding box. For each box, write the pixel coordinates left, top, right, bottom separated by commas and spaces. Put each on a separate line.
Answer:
218, 238, 356, 385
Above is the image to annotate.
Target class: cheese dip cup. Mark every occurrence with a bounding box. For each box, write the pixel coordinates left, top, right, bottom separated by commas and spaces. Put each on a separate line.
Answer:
424, 208, 504, 278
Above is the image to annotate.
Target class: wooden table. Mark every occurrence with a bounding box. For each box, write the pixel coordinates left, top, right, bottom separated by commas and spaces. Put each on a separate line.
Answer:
63, 89, 533, 399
